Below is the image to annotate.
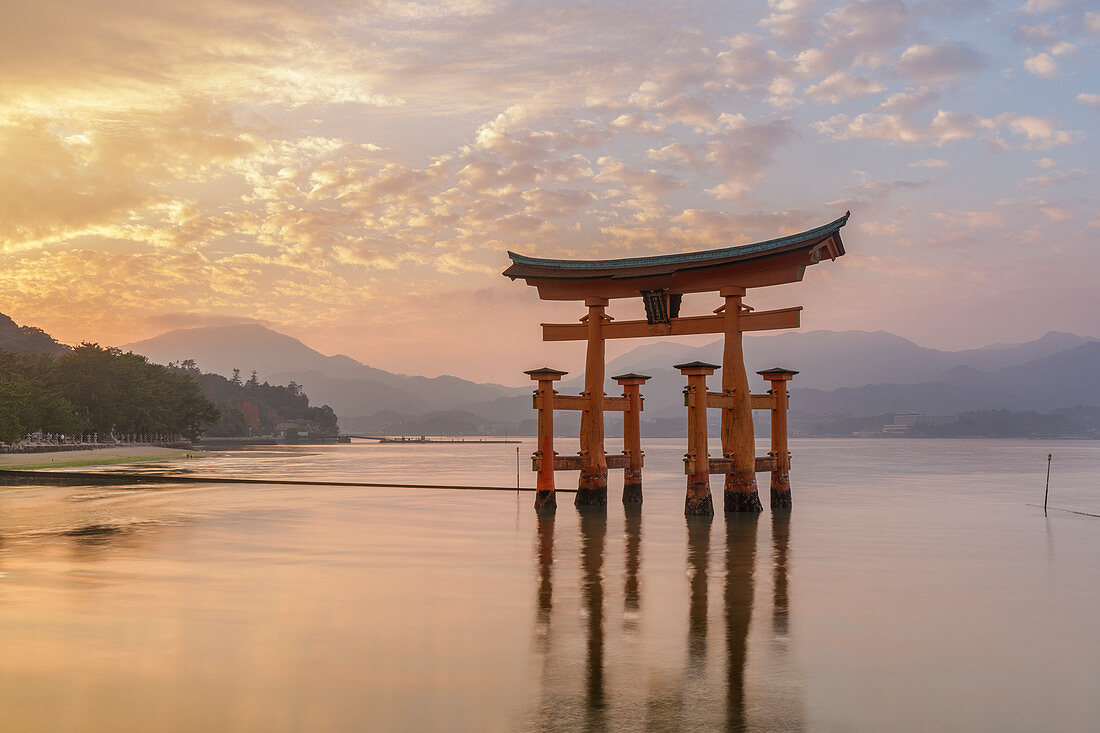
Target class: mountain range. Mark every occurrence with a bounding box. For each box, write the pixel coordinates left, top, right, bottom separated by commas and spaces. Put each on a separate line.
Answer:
123, 323, 1100, 430
0, 313, 69, 357
123, 324, 525, 430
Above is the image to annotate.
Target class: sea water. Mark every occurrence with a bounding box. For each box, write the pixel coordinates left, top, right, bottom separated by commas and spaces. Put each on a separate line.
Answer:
0, 439, 1097, 731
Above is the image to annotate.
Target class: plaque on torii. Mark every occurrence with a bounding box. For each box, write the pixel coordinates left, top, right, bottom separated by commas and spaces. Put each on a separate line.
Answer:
505, 212, 849, 515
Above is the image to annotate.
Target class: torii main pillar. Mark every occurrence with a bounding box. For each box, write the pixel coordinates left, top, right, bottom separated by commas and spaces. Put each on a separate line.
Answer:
721, 287, 762, 513
577, 297, 609, 506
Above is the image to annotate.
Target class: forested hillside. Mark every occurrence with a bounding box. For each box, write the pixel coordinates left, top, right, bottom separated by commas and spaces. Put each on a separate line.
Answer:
0, 345, 219, 443
174, 362, 338, 437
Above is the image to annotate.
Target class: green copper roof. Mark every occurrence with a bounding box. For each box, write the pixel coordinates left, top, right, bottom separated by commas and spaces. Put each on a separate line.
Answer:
505, 212, 848, 275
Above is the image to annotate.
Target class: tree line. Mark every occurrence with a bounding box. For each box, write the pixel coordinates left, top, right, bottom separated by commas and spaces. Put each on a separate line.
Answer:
0, 344, 219, 444
0, 345, 341, 445
174, 362, 338, 438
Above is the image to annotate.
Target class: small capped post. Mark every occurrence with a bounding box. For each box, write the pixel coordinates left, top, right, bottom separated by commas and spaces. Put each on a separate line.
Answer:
757, 367, 798, 509
525, 367, 568, 514
612, 373, 650, 504
676, 361, 720, 516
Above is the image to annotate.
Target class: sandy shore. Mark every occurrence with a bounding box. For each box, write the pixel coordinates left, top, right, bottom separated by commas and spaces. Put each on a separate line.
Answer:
0, 446, 203, 469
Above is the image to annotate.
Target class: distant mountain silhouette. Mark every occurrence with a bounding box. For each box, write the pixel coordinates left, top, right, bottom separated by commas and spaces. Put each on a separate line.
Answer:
932, 341, 1100, 410
124, 324, 524, 423
604, 329, 1096, 392
0, 313, 69, 356
124, 322, 1100, 428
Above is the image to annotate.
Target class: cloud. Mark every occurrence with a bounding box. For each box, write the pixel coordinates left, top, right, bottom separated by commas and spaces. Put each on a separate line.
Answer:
877, 87, 940, 114
715, 34, 788, 93
1018, 0, 1077, 14
823, 0, 912, 51
1, 0, 1098, 381
896, 41, 987, 83
610, 113, 666, 135
910, 158, 950, 168
1088, 11, 1100, 35
827, 176, 935, 212
1077, 93, 1100, 107
932, 210, 1005, 228
1023, 168, 1089, 187
143, 313, 278, 331
816, 109, 1081, 150
998, 113, 1083, 149
1023, 52, 1058, 77
1014, 24, 1058, 46
815, 109, 988, 146
805, 72, 887, 103
759, 0, 816, 44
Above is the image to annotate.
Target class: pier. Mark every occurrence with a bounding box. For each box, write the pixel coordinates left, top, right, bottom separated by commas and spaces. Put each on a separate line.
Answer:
343, 435, 521, 444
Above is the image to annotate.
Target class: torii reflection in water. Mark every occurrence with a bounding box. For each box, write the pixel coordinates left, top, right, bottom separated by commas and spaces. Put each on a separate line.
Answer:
527, 510, 803, 732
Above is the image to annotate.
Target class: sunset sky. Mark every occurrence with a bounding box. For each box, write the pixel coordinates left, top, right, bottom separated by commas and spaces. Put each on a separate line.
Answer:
2, 0, 1097, 384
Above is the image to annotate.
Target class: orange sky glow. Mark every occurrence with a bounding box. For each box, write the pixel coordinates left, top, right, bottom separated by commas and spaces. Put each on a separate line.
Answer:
2, 0, 1097, 384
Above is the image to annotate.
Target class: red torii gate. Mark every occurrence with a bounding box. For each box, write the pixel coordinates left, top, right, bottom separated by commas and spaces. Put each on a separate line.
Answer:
505, 212, 849, 515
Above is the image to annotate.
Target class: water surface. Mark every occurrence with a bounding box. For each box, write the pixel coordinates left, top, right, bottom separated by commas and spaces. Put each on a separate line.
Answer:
0, 439, 1097, 731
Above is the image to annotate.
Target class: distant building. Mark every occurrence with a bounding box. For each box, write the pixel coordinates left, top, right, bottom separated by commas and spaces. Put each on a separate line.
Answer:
276, 419, 324, 439
883, 413, 958, 434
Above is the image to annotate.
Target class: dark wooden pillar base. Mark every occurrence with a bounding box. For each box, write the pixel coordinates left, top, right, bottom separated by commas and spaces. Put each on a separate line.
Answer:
685, 482, 715, 515
770, 472, 792, 509
770, 487, 792, 509
534, 489, 557, 514
721, 477, 765, 510
724, 474, 763, 513
575, 470, 608, 506
622, 478, 643, 504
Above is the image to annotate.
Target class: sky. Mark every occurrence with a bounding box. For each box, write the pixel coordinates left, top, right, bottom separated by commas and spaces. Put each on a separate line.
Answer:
1, 0, 1097, 385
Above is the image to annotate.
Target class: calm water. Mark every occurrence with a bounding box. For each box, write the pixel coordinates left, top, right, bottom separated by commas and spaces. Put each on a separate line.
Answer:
0, 439, 1098, 731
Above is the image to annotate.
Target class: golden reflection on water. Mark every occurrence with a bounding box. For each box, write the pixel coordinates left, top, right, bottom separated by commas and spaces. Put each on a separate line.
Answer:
3, 440, 1100, 731
531, 504, 804, 732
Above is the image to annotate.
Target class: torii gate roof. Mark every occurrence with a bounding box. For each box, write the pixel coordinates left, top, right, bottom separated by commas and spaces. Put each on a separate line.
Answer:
504, 212, 849, 300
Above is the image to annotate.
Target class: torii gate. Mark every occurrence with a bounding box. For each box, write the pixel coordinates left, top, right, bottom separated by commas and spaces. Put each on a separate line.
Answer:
504, 212, 849, 515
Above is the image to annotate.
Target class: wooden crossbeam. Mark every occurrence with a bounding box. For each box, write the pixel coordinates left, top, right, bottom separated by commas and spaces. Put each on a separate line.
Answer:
680, 456, 780, 475
541, 306, 802, 342
548, 453, 632, 471
545, 394, 630, 412
703, 392, 777, 410
751, 394, 776, 410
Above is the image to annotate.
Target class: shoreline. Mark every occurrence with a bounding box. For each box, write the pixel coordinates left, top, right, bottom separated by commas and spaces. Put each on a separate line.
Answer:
0, 446, 204, 470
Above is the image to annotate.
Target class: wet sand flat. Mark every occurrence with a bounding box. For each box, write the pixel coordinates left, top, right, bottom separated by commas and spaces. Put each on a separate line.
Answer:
0, 446, 200, 469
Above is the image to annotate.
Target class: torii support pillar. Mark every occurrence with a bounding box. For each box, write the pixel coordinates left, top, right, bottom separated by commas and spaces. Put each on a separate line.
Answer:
720, 287, 763, 514
613, 373, 649, 504
577, 297, 609, 507
758, 368, 797, 509
526, 367, 567, 514
677, 361, 718, 516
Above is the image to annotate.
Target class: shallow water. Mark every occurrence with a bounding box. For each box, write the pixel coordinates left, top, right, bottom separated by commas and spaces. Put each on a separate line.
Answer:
0, 439, 1097, 731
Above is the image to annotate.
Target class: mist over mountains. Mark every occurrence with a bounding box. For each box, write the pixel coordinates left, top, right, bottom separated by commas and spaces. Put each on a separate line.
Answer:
123, 324, 525, 431
123, 322, 1100, 433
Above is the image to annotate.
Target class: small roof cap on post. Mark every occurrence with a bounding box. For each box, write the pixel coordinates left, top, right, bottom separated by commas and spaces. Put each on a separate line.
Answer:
757, 366, 799, 379
524, 367, 568, 381
674, 360, 720, 375
611, 372, 651, 383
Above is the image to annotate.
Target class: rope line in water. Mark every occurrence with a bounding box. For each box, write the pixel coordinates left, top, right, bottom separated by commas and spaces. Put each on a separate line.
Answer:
1027, 503, 1100, 519
0, 469, 562, 492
